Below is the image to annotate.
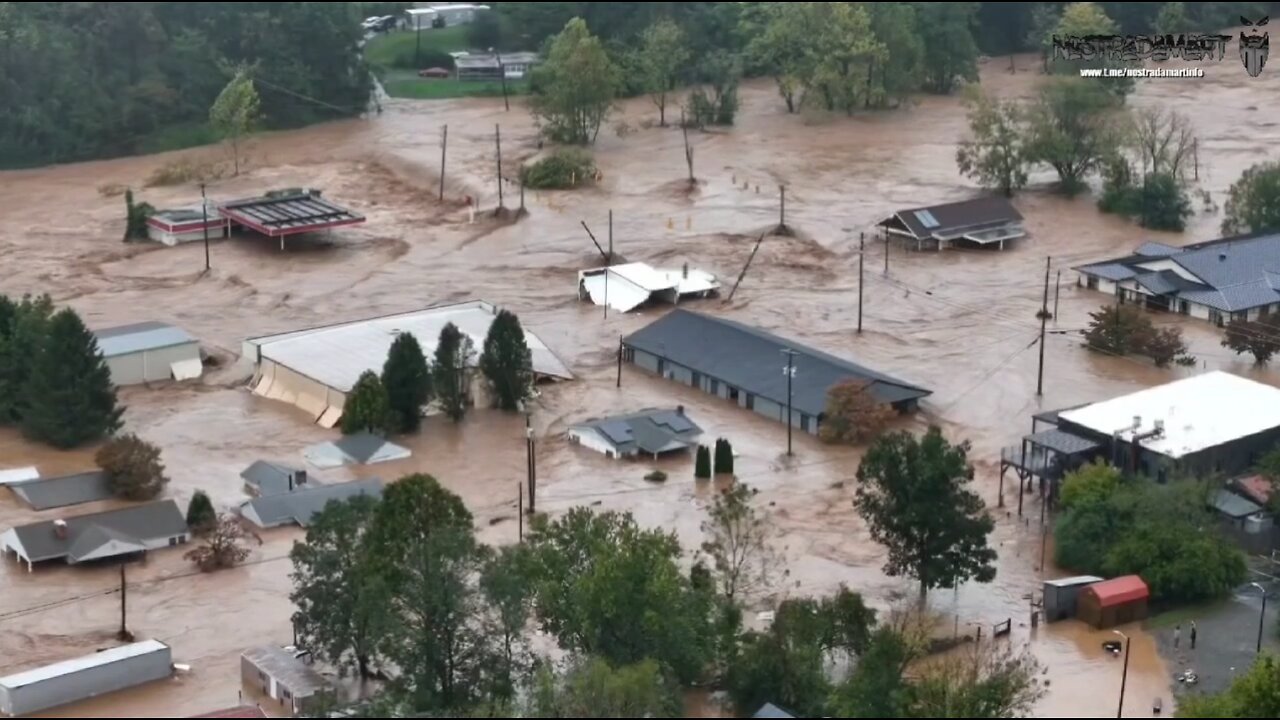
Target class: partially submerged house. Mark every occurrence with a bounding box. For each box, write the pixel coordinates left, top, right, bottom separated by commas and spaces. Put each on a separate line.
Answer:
622, 310, 930, 435
239, 478, 383, 529
0, 500, 189, 571
244, 301, 572, 426
1042, 576, 1104, 623
577, 262, 720, 313
568, 408, 703, 459
1075, 233, 1280, 326
147, 204, 228, 246
1001, 372, 1280, 513
218, 189, 365, 250
240, 461, 311, 497
241, 646, 329, 717
93, 321, 203, 385
303, 433, 410, 469
7, 470, 112, 510
878, 196, 1025, 251
0, 640, 172, 716
456, 51, 540, 80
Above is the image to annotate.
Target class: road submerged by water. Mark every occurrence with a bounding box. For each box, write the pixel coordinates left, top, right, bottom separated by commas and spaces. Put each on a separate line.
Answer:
2, 53, 1279, 717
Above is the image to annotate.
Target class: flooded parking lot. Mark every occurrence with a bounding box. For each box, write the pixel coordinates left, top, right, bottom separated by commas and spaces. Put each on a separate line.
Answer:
3, 53, 1280, 716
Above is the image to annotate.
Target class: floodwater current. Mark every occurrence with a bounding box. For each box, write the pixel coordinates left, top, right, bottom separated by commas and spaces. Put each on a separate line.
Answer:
2, 52, 1278, 717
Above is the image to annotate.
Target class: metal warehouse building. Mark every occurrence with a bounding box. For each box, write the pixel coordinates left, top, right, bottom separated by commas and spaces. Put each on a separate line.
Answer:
93, 321, 203, 386
0, 640, 172, 716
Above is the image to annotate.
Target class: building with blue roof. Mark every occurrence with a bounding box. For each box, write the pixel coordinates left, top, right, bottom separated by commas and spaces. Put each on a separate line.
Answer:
1076, 233, 1280, 325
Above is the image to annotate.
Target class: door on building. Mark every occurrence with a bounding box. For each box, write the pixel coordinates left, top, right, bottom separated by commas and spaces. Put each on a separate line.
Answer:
745, 394, 754, 410
710, 379, 720, 395
800, 415, 812, 433
1178, 300, 1189, 315
728, 387, 740, 402
692, 371, 702, 388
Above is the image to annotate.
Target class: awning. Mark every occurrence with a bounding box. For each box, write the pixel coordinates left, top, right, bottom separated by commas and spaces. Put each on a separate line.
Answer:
171, 358, 204, 381
1025, 429, 1103, 456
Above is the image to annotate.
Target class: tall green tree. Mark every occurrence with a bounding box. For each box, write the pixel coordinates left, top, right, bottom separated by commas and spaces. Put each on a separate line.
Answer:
747, 3, 819, 113
956, 91, 1029, 196
700, 483, 776, 602
915, 2, 980, 95
529, 18, 619, 145
478, 546, 534, 704
635, 19, 689, 127
829, 625, 916, 717
341, 370, 392, 436
22, 307, 122, 449
525, 657, 682, 718
291, 494, 389, 682
808, 2, 884, 114
854, 426, 996, 603
525, 508, 714, 684
209, 66, 261, 176
1223, 161, 1280, 235
434, 322, 474, 422
0, 294, 53, 424
1048, 2, 1132, 95
186, 490, 217, 533
382, 332, 431, 433
1223, 316, 1280, 365
1152, 1, 1190, 34
1024, 78, 1122, 194
479, 310, 533, 412
1178, 654, 1280, 717
868, 2, 924, 108
96, 433, 169, 501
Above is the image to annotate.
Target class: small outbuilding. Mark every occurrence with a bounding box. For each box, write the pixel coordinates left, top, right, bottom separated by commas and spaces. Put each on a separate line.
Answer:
7, 470, 112, 510
577, 262, 720, 313
879, 196, 1025, 251
1077, 575, 1149, 629
568, 408, 703, 459
0, 640, 172, 716
239, 478, 383, 529
302, 433, 410, 469
93, 321, 203, 386
1042, 575, 1103, 622
147, 204, 229, 246
240, 461, 311, 497
241, 646, 329, 717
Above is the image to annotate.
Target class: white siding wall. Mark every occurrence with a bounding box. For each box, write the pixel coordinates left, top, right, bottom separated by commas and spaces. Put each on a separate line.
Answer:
105, 343, 202, 386
1188, 302, 1212, 320
567, 427, 620, 458
1135, 259, 1204, 283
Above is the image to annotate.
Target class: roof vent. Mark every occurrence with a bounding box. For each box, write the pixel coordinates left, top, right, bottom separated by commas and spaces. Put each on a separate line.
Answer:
1132, 415, 1142, 432
53, 519, 68, 539
1153, 419, 1165, 436
676, 405, 685, 416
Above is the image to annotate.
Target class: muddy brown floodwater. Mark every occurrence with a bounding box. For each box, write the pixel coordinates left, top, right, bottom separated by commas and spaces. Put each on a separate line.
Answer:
2, 52, 1279, 717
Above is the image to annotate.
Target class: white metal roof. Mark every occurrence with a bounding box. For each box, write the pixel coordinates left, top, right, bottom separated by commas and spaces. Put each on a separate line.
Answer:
0, 640, 169, 689
1059, 372, 1280, 459
578, 263, 720, 313
93, 321, 197, 357
247, 301, 571, 393
0, 467, 39, 486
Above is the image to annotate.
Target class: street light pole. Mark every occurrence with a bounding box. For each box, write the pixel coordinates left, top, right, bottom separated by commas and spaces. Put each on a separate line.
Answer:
781, 348, 798, 456
1114, 630, 1130, 718
1251, 582, 1269, 654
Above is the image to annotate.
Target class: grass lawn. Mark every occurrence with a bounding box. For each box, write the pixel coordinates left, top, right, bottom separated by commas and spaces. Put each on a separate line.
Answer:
366, 26, 471, 69
381, 70, 528, 100
1146, 599, 1230, 629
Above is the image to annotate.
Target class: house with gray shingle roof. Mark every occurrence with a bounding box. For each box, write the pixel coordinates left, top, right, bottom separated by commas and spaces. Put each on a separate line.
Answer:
568, 408, 703, 459
8, 471, 112, 510
239, 478, 382, 529
0, 500, 189, 571
1076, 232, 1280, 325
240, 461, 311, 497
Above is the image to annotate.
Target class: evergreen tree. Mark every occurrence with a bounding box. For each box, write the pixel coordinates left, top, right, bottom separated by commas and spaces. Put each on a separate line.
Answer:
480, 310, 534, 412
695, 445, 712, 479
341, 370, 391, 436
434, 322, 474, 422
0, 294, 54, 425
714, 438, 735, 475
381, 332, 431, 433
186, 490, 217, 533
22, 307, 122, 449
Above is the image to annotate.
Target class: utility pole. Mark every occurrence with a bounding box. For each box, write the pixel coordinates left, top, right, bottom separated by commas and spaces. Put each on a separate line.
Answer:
525, 414, 536, 514
604, 210, 613, 319
200, 182, 211, 272
439, 125, 447, 202
1037, 256, 1051, 397
494, 48, 510, 112
778, 185, 786, 230
1054, 270, 1062, 322
117, 563, 129, 641
884, 230, 889, 275
518, 482, 523, 542
495, 124, 504, 211
781, 349, 798, 456
616, 335, 623, 388
1252, 583, 1269, 653
858, 234, 865, 334
1114, 631, 1131, 718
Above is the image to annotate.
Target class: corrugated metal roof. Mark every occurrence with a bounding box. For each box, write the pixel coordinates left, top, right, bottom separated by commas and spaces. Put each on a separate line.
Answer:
1134, 270, 1206, 296
240, 461, 308, 496
9, 471, 111, 510
1024, 429, 1102, 456
92, 321, 197, 357
1077, 262, 1138, 281
1044, 575, 1104, 588
1210, 488, 1263, 518
0, 640, 169, 689
240, 479, 383, 528
218, 191, 364, 238
241, 646, 328, 696
623, 310, 930, 417
1084, 576, 1149, 607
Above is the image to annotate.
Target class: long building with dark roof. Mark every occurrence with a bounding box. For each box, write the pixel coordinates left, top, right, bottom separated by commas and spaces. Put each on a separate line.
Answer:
1075, 232, 1280, 325
621, 310, 930, 436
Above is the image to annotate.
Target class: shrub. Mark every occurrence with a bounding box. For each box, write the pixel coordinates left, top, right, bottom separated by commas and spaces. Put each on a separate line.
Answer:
519, 149, 597, 190
644, 470, 668, 483
820, 380, 896, 445
714, 438, 734, 475
1085, 305, 1195, 367
97, 434, 169, 501
123, 189, 154, 241
695, 445, 712, 479
186, 490, 217, 533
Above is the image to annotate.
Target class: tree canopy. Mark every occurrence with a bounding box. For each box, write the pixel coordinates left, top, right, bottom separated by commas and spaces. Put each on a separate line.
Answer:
1177, 654, 1280, 717
209, 67, 260, 175
480, 310, 534, 412
1222, 316, 1280, 366
434, 322, 474, 422
635, 19, 690, 127
22, 307, 122, 449
1223, 161, 1280, 236
956, 91, 1029, 197
1024, 79, 1122, 194
0, 294, 54, 425
820, 379, 897, 445
341, 370, 392, 436
96, 433, 169, 501
382, 332, 431, 433
529, 18, 619, 145
854, 426, 996, 602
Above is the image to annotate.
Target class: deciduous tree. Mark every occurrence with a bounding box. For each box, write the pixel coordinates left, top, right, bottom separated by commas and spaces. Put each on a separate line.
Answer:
854, 427, 996, 603
478, 546, 534, 704
1024, 79, 1122, 194
807, 2, 884, 114
480, 309, 533, 412
291, 494, 389, 681
341, 370, 392, 435
635, 19, 689, 127
525, 657, 682, 718
21, 307, 122, 448
382, 332, 431, 433
747, 3, 818, 113
96, 433, 169, 500
957, 91, 1029, 197
1223, 161, 1280, 235
1177, 654, 1280, 717
916, 2, 980, 95
820, 379, 897, 445
434, 322, 474, 422
185, 515, 257, 571
904, 643, 1045, 718
700, 483, 777, 602
1048, 3, 1131, 95
529, 18, 619, 144
867, 2, 923, 108
209, 67, 261, 175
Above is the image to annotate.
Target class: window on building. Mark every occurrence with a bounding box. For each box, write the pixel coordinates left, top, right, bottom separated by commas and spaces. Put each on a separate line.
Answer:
745, 394, 754, 410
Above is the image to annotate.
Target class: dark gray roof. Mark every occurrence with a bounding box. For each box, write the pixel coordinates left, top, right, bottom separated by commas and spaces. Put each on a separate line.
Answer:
1077, 232, 1280, 312
1209, 488, 1263, 518
882, 196, 1023, 240
240, 461, 308, 496
241, 479, 382, 528
9, 471, 112, 510
335, 433, 393, 464
1133, 270, 1206, 296
219, 190, 363, 237
753, 704, 796, 719
9, 500, 187, 563
623, 310, 931, 417
574, 408, 703, 455
1025, 429, 1103, 456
